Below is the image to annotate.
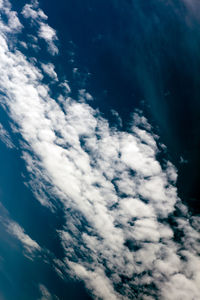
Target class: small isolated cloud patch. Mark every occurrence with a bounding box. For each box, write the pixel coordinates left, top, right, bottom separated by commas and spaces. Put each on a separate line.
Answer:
38, 284, 59, 300
0, 202, 41, 260
7, 222, 41, 256
38, 23, 58, 55
41, 63, 58, 81
22, 4, 48, 21
21, 2, 58, 55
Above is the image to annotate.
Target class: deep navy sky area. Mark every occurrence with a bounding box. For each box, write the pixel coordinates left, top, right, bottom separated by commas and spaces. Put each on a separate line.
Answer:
0, 1, 200, 300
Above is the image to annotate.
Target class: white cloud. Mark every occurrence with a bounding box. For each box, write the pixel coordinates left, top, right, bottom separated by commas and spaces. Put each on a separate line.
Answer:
38, 284, 59, 300
59, 80, 71, 94
161, 273, 200, 300
21, 2, 58, 55
41, 63, 58, 81
38, 23, 56, 41
38, 23, 58, 55
20, 41, 28, 49
67, 262, 119, 300
7, 222, 41, 255
0, 123, 14, 148
180, 156, 188, 164
0, 202, 41, 259
79, 89, 93, 101
0, 1, 23, 33
0, 2, 199, 300
22, 4, 48, 21
7, 10, 23, 31
111, 109, 123, 127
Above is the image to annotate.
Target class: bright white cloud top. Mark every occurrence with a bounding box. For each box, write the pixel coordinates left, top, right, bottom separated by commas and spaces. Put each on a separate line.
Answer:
0, 1, 200, 299
22, 1, 58, 55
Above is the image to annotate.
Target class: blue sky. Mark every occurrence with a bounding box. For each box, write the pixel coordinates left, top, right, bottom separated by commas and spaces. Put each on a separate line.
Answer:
0, 0, 200, 299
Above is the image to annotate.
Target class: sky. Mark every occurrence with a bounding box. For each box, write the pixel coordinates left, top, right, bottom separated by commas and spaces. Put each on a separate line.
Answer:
0, 0, 200, 299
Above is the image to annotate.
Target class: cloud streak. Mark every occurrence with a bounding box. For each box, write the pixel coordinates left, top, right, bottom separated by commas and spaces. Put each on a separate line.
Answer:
0, 123, 14, 148
38, 284, 59, 300
0, 203, 41, 259
7, 221, 41, 256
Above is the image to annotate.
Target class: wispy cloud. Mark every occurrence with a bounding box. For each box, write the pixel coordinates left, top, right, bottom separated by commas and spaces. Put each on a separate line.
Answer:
0, 123, 14, 148
38, 284, 59, 300
0, 1, 199, 299
7, 221, 41, 256
0, 203, 41, 259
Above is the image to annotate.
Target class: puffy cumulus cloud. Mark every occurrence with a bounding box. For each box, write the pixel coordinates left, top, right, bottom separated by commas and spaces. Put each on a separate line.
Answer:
0, 2, 200, 300
21, 2, 58, 55
41, 63, 58, 81
38, 23, 56, 41
0, 0, 23, 33
38, 23, 58, 55
67, 262, 118, 300
22, 3, 48, 21
59, 80, 71, 94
